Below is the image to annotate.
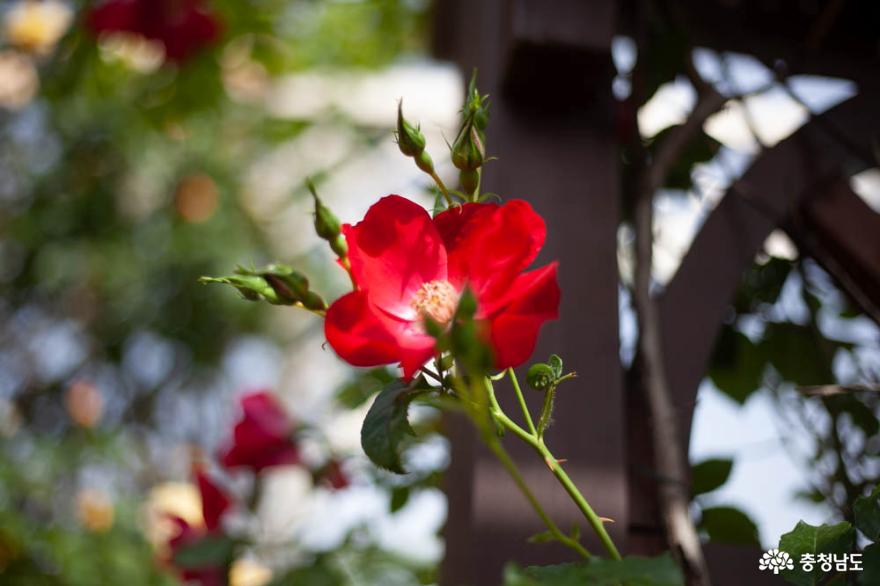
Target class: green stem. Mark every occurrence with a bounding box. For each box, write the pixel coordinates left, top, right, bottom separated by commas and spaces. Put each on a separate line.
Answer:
534, 439, 621, 560
536, 387, 556, 440
508, 368, 537, 435
485, 377, 622, 560
428, 170, 454, 207
485, 435, 591, 559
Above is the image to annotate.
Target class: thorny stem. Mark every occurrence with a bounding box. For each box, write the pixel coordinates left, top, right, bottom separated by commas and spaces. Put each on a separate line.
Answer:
483, 376, 622, 560
485, 435, 591, 559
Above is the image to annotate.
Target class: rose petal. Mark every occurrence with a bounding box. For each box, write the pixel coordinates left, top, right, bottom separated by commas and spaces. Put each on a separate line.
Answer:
195, 468, 230, 532
434, 200, 545, 303
325, 290, 435, 379
488, 263, 560, 368
345, 195, 447, 319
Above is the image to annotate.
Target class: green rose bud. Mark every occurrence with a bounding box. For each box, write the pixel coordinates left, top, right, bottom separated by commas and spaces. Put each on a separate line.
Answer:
396, 101, 426, 157
527, 362, 556, 392
452, 126, 484, 172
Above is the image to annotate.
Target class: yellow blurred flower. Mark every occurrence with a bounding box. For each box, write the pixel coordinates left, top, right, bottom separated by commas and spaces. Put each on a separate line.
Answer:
230, 558, 273, 586
0, 50, 38, 110
3, 0, 73, 55
98, 32, 164, 74
64, 379, 104, 429
142, 481, 203, 554
76, 488, 114, 533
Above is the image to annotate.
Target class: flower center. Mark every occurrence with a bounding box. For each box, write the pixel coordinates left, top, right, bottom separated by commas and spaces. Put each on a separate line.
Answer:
411, 280, 458, 325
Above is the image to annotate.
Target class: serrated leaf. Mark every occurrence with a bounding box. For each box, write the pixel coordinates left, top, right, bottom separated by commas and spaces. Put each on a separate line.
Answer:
854, 485, 880, 541
700, 506, 760, 546
778, 521, 855, 586
504, 554, 683, 586
691, 458, 733, 496
360, 378, 429, 474
172, 534, 235, 570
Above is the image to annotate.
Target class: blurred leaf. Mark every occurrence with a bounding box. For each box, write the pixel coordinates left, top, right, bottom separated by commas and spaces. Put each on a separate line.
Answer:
700, 506, 760, 546
336, 368, 395, 409
389, 486, 410, 513
854, 485, 880, 541
504, 554, 683, 586
778, 521, 854, 586
648, 127, 720, 190
824, 394, 879, 437
709, 328, 766, 404
691, 458, 733, 496
360, 377, 430, 474
734, 258, 793, 312
860, 542, 880, 586
171, 535, 235, 570
270, 557, 346, 586
762, 322, 835, 386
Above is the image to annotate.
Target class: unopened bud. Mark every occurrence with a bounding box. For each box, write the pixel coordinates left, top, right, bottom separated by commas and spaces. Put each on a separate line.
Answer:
396, 101, 426, 157
452, 126, 484, 172
527, 363, 555, 391
300, 290, 327, 312
309, 186, 342, 242
263, 265, 310, 303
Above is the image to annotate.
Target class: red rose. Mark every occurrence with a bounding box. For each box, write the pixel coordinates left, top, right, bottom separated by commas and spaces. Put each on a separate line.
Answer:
88, 0, 220, 63
325, 196, 559, 378
220, 391, 300, 473
166, 468, 231, 586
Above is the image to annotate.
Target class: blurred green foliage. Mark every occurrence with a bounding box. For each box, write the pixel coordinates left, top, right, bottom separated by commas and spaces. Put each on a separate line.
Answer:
0, 0, 432, 583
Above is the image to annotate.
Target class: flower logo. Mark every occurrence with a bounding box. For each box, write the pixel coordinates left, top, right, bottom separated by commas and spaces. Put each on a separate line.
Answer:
759, 549, 794, 574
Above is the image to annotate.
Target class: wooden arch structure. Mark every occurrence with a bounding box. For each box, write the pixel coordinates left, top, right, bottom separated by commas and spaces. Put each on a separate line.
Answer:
432, 1, 880, 584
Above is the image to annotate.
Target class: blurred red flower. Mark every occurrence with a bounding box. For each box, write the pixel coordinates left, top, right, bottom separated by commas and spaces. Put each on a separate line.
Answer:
325, 196, 560, 378
315, 459, 350, 491
166, 467, 231, 586
220, 391, 300, 473
88, 0, 220, 63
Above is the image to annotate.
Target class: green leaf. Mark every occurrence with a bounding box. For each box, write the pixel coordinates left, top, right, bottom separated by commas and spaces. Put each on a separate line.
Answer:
691, 458, 734, 496
390, 486, 410, 513
709, 328, 766, 404
854, 485, 880, 541
734, 257, 793, 312
700, 506, 760, 546
761, 322, 836, 386
270, 558, 346, 586
649, 126, 721, 190
171, 535, 236, 570
336, 368, 395, 409
778, 521, 855, 586
527, 530, 555, 544
360, 377, 429, 474
504, 554, 684, 586
860, 542, 880, 586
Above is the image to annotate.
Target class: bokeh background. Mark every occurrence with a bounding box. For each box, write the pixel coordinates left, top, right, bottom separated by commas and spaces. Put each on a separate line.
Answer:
0, 1, 878, 585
